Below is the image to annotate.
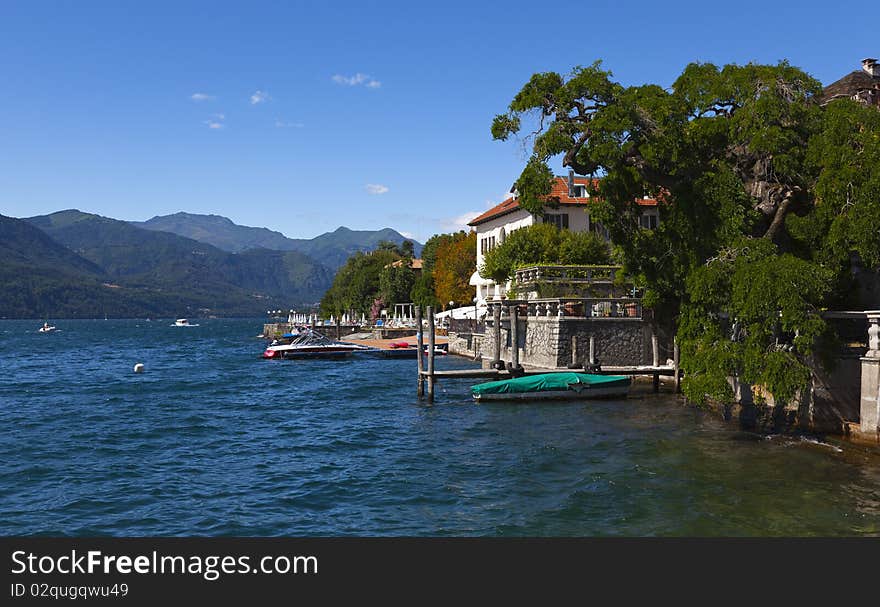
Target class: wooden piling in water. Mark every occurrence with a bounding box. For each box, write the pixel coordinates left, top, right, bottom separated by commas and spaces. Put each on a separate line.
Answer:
652, 333, 661, 393
673, 338, 681, 394
427, 305, 436, 403
571, 335, 578, 367
652, 333, 659, 368
589, 335, 595, 366
511, 304, 519, 369
416, 306, 424, 398
492, 303, 502, 369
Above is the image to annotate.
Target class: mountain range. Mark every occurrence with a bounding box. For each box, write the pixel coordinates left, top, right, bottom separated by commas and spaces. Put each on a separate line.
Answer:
131, 212, 422, 269
0, 210, 421, 318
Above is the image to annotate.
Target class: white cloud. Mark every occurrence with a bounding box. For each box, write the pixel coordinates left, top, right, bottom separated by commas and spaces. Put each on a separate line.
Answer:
440, 197, 503, 232
204, 120, 224, 129
365, 183, 389, 195
212, 113, 225, 120
332, 73, 381, 88
250, 90, 269, 105
191, 93, 215, 101
442, 211, 481, 231
275, 119, 304, 128
400, 231, 416, 239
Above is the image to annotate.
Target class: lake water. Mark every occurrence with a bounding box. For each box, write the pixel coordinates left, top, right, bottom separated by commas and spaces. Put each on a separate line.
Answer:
1, 318, 879, 536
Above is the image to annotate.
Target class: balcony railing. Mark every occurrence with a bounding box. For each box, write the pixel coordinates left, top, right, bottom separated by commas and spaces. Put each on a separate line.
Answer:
487, 297, 642, 319
514, 265, 621, 286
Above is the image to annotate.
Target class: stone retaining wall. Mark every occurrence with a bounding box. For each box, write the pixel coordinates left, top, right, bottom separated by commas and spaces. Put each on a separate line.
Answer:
477, 317, 654, 369
447, 332, 486, 359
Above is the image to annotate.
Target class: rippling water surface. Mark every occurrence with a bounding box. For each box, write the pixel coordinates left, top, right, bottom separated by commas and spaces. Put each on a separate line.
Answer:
1, 318, 879, 536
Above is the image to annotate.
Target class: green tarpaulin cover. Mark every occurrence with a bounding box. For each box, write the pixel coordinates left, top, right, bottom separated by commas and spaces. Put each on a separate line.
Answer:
471, 372, 630, 395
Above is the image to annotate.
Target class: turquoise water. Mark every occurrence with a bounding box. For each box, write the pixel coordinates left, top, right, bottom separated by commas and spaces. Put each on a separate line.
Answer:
1, 318, 879, 536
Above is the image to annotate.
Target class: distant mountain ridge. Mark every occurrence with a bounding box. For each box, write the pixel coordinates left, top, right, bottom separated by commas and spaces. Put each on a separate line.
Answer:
1, 210, 334, 318
0, 214, 187, 318
132, 212, 422, 270
1, 209, 421, 318
130, 212, 299, 253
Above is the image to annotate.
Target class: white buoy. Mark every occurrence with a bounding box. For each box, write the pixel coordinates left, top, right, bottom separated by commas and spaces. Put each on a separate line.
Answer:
133, 363, 145, 373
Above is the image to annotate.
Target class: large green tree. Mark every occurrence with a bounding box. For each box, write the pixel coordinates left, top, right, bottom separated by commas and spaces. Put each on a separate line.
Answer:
379, 262, 416, 307
433, 231, 477, 308
320, 248, 400, 317
493, 60, 880, 404
420, 233, 458, 272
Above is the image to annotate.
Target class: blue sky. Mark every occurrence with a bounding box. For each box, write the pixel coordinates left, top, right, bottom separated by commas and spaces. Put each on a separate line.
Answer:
0, 1, 875, 242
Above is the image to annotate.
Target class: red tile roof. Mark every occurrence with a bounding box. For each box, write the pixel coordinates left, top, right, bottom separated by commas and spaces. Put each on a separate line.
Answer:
387, 258, 423, 270
468, 176, 658, 226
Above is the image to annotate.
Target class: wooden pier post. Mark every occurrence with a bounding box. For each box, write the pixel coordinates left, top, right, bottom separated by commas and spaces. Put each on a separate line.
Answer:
651, 332, 659, 368
427, 305, 436, 403
571, 335, 578, 367
673, 338, 681, 394
511, 304, 519, 369
416, 306, 424, 398
492, 303, 502, 369
589, 335, 595, 365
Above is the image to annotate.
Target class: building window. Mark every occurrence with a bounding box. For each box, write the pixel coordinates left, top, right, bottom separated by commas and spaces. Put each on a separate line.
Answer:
572, 185, 588, 198
640, 213, 658, 230
480, 236, 497, 255
544, 213, 569, 229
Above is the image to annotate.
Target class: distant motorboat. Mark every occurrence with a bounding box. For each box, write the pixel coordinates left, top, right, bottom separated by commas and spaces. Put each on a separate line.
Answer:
262, 329, 369, 360
172, 318, 199, 327
38, 322, 57, 333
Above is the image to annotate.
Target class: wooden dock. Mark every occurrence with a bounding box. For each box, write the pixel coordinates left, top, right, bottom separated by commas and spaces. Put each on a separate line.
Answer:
419, 366, 677, 380
414, 303, 682, 402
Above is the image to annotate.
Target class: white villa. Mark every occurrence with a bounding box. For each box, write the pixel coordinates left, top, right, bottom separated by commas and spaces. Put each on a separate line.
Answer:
468, 172, 659, 307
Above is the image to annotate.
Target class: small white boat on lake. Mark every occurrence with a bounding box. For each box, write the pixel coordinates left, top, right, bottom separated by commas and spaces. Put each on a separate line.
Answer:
172, 318, 199, 327
38, 322, 57, 333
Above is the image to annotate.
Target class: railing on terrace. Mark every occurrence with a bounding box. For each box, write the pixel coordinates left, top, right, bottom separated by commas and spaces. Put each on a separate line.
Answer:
514, 265, 622, 285
487, 297, 643, 319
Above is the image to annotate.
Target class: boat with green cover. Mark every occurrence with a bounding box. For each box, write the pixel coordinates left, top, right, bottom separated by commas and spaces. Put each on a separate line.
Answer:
471, 372, 631, 402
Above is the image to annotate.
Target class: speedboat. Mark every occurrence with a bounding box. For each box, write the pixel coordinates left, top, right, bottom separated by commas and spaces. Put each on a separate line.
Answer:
38, 322, 57, 333
471, 372, 631, 402
172, 318, 199, 327
262, 329, 370, 360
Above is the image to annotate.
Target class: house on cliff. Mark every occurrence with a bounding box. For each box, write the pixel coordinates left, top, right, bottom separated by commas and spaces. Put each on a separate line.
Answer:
821, 57, 880, 107
467, 172, 659, 305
